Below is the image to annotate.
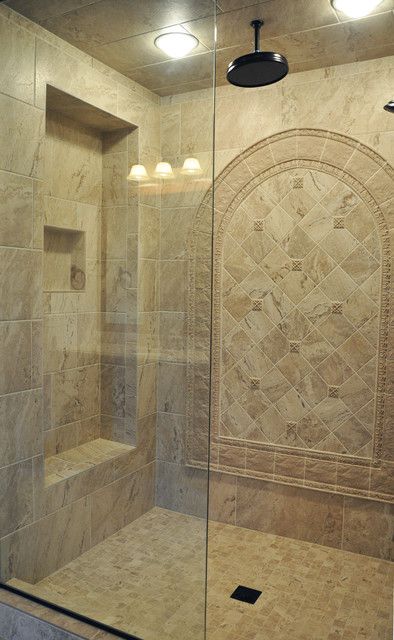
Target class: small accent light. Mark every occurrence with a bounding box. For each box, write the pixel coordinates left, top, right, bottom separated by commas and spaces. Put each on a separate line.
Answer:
153, 162, 174, 179
331, 0, 383, 18
180, 157, 203, 176
127, 164, 149, 182
154, 32, 199, 59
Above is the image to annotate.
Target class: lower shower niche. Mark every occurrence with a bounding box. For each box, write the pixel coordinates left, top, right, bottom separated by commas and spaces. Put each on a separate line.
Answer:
44, 225, 86, 292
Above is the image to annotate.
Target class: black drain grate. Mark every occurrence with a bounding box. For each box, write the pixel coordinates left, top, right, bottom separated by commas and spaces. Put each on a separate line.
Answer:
230, 585, 262, 604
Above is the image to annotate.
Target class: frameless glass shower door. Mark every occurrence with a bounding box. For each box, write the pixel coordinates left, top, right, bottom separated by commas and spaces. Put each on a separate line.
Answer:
0, 1, 216, 639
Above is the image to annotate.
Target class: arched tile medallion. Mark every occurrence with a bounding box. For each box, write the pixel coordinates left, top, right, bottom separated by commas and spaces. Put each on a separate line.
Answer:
188, 129, 394, 502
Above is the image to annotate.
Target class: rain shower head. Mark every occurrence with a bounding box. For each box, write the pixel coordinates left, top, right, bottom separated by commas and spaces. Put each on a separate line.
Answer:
384, 100, 394, 113
226, 20, 289, 88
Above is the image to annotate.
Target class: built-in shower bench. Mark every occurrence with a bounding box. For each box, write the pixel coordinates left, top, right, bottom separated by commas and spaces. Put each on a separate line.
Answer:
45, 438, 134, 487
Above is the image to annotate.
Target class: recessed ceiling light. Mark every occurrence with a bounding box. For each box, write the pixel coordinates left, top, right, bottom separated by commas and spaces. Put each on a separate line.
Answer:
331, 0, 384, 18
154, 32, 199, 59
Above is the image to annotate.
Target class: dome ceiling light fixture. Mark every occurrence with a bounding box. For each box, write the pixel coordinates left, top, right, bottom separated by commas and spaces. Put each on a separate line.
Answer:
331, 0, 384, 19
154, 31, 199, 59
227, 19, 288, 88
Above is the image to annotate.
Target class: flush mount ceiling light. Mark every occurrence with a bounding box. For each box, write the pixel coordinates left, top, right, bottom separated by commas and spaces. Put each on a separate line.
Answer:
154, 32, 199, 59
331, 0, 384, 18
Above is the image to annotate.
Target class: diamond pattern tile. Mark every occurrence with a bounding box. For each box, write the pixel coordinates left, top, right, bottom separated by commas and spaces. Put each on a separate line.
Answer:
281, 226, 316, 258
220, 169, 379, 456
240, 267, 274, 299
279, 271, 315, 305
341, 244, 379, 286
264, 206, 295, 243
334, 416, 372, 454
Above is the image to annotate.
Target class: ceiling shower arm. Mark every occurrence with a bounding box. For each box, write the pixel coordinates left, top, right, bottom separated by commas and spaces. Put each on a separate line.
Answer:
251, 19, 263, 52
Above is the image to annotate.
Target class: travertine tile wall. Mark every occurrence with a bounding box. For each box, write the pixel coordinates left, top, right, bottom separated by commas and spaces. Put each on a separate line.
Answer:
158, 55, 394, 557
0, 4, 160, 583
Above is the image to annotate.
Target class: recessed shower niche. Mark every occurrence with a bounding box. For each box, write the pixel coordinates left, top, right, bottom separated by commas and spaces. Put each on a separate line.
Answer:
44, 225, 86, 292
0, 86, 151, 586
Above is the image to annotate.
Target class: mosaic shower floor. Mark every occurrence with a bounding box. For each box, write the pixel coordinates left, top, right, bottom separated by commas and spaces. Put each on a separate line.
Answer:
9, 508, 393, 640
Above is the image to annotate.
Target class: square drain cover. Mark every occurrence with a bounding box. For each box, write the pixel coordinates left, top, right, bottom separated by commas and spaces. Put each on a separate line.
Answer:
230, 585, 262, 604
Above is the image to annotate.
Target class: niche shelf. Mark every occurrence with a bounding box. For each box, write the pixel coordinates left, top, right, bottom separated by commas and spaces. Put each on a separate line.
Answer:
44, 225, 86, 292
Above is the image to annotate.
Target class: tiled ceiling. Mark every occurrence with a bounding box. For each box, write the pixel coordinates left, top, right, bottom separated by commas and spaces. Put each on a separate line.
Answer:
6, 0, 394, 95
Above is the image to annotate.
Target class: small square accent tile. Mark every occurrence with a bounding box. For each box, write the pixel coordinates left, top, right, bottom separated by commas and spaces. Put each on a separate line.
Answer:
250, 377, 260, 389
292, 260, 302, 271
332, 302, 343, 314
333, 217, 345, 229
292, 177, 304, 189
252, 299, 263, 311
254, 219, 265, 231
328, 386, 339, 398
230, 585, 262, 605
290, 341, 300, 353
286, 421, 297, 436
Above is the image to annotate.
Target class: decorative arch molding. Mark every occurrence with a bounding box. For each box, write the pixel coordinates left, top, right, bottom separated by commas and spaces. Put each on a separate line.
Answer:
187, 129, 394, 501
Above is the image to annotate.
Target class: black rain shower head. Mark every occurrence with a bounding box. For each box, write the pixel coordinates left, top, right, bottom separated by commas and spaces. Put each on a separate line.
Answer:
384, 100, 394, 113
227, 19, 289, 88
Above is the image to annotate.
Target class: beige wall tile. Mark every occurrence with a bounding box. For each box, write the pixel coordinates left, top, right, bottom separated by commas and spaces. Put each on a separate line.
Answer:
90, 462, 154, 545
157, 412, 185, 464
237, 477, 344, 548
0, 322, 32, 395
209, 471, 236, 525
137, 363, 157, 419
159, 260, 186, 312
156, 460, 208, 518
342, 497, 393, 560
51, 364, 99, 427
0, 249, 41, 321
0, 496, 91, 582
0, 460, 33, 538
102, 152, 127, 207
0, 171, 33, 248
0, 15, 35, 104
43, 314, 77, 373
0, 94, 44, 178
35, 39, 117, 114
0, 389, 42, 467
138, 259, 157, 312
101, 364, 125, 419
158, 363, 186, 415
101, 206, 127, 259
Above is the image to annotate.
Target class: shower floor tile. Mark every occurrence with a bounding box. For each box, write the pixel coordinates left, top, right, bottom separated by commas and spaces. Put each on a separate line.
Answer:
8, 508, 393, 640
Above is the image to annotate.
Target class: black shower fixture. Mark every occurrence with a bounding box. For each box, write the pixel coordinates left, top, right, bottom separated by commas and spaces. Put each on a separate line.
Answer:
226, 19, 289, 88
384, 100, 394, 113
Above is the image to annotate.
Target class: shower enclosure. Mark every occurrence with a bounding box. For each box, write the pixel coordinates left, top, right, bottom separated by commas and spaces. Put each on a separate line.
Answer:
0, 2, 216, 639
0, 1, 393, 640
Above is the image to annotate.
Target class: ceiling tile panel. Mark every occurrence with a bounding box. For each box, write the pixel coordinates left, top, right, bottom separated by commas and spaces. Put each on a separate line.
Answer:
5, 0, 394, 94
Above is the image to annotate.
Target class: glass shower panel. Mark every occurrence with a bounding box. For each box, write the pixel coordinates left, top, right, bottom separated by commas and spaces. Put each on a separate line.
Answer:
0, 2, 216, 639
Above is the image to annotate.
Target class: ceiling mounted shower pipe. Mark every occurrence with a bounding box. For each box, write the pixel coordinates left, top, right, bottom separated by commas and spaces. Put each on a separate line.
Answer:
226, 19, 289, 88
